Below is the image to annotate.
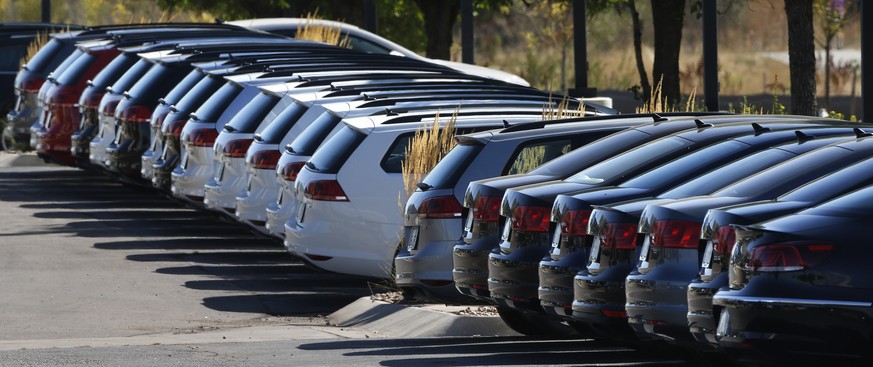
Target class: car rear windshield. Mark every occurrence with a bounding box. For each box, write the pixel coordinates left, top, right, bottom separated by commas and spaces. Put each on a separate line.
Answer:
306, 126, 366, 174
803, 184, 873, 216
505, 138, 574, 175
779, 157, 873, 202
256, 102, 308, 143
660, 148, 796, 199
161, 69, 204, 106
565, 135, 691, 185
223, 92, 280, 133
174, 74, 223, 112
23, 38, 63, 72
620, 140, 749, 189
54, 50, 91, 85
421, 143, 483, 189
287, 111, 343, 155
90, 53, 138, 88
529, 129, 649, 177
714, 146, 855, 198
193, 82, 243, 122
109, 58, 151, 94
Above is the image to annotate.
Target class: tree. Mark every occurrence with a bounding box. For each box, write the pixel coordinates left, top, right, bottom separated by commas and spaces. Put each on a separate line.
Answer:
815, 0, 857, 109
414, 0, 460, 60
650, 0, 685, 105
785, 0, 817, 115
626, 0, 650, 101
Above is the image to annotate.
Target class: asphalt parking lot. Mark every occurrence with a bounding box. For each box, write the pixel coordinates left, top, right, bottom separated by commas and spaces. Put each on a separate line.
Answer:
0, 154, 700, 366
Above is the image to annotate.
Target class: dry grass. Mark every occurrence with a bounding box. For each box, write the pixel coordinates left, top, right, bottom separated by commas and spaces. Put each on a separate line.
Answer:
295, 11, 351, 48
541, 95, 585, 121
400, 108, 459, 200
20, 31, 49, 69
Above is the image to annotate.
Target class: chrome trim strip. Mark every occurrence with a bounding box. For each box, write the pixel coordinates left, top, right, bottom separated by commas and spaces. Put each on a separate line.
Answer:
714, 294, 872, 307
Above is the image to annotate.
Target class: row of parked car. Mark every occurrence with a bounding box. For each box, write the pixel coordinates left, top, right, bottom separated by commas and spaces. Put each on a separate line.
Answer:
7, 18, 872, 364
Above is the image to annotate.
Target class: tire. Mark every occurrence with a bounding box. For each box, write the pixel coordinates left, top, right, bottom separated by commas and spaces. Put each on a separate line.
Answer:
496, 306, 584, 338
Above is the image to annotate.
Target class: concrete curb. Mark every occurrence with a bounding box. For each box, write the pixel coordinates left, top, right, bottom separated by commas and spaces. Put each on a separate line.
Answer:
0, 152, 45, 167
328, 297, 520, 338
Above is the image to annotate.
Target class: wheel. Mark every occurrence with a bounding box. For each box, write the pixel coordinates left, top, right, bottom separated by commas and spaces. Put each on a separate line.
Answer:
496, 306, 584, 338
0, 128, 12, 151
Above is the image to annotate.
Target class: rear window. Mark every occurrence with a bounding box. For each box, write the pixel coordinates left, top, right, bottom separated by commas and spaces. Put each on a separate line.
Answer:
90, 53, 138, 88
126, 63, 170, 98
715, 147, 855, 198
779, 157, 873, 202
421, 143, 483, 189
193, 82, 243, 122
306, 126, 366, 174
0, 44, 28, 71
505, 138, 573, 175
223, 93, 280, 133
161, 69, 204, 105
256, 102, 308, 143
347, 36, 392, 54
530, 129, 650, 176
287, 112, 343, 155
174, 75, 223, 112
54, 50, 91, 85
380, 126, 494, 174
109, 58, 151, 93
23, 38, 63, 72
661, 149, 796, 199
804, 185, 873, 215
565, 136, 691, 185
619, 140, 748, 189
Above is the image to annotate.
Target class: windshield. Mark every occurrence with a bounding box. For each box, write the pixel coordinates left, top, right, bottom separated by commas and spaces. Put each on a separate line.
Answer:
565, 136, 690, 185
287, 112, 343, 155
90, 53, 137, 88
109, 58, 151, 93
223, 92, 280, 133
162, 70, 204, 105
54, 50, 90, 85
804, 185, 873, 216
529, 129, 650, 177
24, 38, 63, 72
174, 74, 223, 111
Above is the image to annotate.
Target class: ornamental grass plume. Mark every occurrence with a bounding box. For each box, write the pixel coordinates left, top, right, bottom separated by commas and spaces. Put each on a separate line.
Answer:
400, 107, 459, 202
296, 11, 351, 48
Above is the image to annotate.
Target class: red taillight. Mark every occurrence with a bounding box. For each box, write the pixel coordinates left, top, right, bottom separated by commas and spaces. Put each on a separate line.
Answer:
251, 150, 281, 170
650, 220, 701, 249
47, 86, 78, 107
713, 226, 737, 256
21, 78, 44, 93
560, 209, 592, 237
418, 196, 463, 219
305, 180, 348, 201
118, 106, 151, 123
601, 309, 628, 319
223, 139, 253, 158
511, 205, 551, 232
187, 128, 218, 147
167, 119, 188, 137
472, 195, 501, 222
102, 99, 120, 117
280, 161, 305, 181
746, 242, 833, 272
601, 223, 637, 250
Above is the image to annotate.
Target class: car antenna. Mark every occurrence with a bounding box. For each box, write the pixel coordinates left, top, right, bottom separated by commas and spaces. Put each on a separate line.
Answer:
416, 182, 433, 191
651, 113, 669, 123
502, 120, 511, 128
695, 119, 714, 130
751, 123, 771, 136
853, 128, 873, 138
795, 131, 815, 143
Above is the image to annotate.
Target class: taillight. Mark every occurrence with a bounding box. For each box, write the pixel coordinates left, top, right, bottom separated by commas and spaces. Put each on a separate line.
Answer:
47, 86, 78, 107
21, 78, 44, 93
305, 180, 348, 201
713, 225, 737, 256
472, 195, 501, 222
511, 205, 551, 232
280, 161, 305, 181
118, 106, 151, 123
601, 223, 637, 250
102, 99, 120, 117
745, 242, 833, 272
223, 139, 252, 158
251, 150, 281, 170
650, 220, 701, 249
418, 196, 462, 219
187, 128, 218, 147
560, 209, 592, 237
166, 120, 188, 137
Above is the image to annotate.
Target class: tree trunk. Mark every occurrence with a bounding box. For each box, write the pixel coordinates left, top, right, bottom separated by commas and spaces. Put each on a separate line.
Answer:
414, 0, 460, 60
628, 0, 650, 101
650, 0, 686, 106
785, 0, 817, 115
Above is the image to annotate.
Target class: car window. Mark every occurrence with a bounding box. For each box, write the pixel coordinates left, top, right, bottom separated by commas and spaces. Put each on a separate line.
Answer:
174, 74, 222, 111
257, 102, 308, 143
127, 63, 175, 99
346, 35, 392, 54
287, 111, 343, 155
307, 126, 366, 174
619, 140, 748, 189
192, 81, 243, 121
161, 70, 204, 106
660, 149, 796, 199
90, 53, 138, 89
381, 132, 415, 173
54, 50, 91, 85
803, 185, 873, 215
565, 136, 690, 185
0, 44, 28, 71
779, 157, 873, 202
505, 138, 572, 175
23, 38, 63, 72
421, 143, 483, 189
222, 92, 280, 133
109, 59, 151, 93
530, 129, 649, 176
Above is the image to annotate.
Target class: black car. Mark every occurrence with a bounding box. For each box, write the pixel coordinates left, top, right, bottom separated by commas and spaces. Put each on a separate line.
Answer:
688, 138, 873, 347
624, 133, 873, 345
713, 184, 873, 359
569, 132, 862, 340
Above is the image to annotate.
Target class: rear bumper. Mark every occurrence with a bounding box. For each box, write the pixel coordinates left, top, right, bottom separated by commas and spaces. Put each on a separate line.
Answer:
452, 235, 499, 302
